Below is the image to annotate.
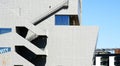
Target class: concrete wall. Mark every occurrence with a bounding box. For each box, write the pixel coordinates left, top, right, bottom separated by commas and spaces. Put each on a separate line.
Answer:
0, 0, 99, 66
0, 0, 79, 22
46, 26, 98, 66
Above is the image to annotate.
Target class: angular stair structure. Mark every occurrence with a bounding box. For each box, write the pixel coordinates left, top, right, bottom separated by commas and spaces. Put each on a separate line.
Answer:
15, 26, 47, 66
14, 52, 34, 66
0, 0, 69, 66
16, 26, 47, 49
15, 46, 46, 66
0, 0, 99, 66
14, 1, 69, 65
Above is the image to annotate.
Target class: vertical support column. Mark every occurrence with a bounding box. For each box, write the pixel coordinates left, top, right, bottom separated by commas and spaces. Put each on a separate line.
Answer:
78, 0, 82, 25
96, 56, 101, 66
109, 56, 115, 66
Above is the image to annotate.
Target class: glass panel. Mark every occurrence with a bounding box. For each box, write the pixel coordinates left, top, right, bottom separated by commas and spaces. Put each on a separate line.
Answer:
0, 28, 12, 34
55, 15, 69, 25
70, 15, 79, 25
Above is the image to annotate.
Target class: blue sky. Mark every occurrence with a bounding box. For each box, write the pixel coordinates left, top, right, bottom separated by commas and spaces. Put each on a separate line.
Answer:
82, 0, 120, 48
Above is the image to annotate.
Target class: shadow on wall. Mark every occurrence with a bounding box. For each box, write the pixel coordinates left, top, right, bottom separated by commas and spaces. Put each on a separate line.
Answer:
16, 26, 47, 49
15, 46, 46, 66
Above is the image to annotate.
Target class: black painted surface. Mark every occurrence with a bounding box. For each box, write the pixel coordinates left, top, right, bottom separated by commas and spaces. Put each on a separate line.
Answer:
31, 36, 47, 49
15, 46, 46, 66
16, 27, 28, 38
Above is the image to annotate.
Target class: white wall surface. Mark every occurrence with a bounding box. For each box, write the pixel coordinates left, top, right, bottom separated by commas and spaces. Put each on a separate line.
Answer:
0, 33, 34, 66
96, 57, 101, 66
46, 26, 98, 66
0, 0, 80, 23
109, 56, 115, 66
0, 0, 99, 66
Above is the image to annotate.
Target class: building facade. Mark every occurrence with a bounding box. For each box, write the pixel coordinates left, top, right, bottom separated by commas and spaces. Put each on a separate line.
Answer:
94, 49, 120, 66
0, 0, 98, 66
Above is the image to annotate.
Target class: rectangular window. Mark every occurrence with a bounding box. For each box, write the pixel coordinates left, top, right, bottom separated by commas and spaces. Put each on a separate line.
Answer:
0, 28, 12, 34
55, 15, 80, 26
55, 15, 69, 25
70, 15, 79, 25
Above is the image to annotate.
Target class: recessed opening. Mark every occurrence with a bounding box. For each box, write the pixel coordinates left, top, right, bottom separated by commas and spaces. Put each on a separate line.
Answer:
16, 26, 47, 49
15, 46, 36, 61
31, 36, 47, 49
93, 57, 96, 65
32, 55, 47, 66
115, 56, 120, 66
16, 27, 28, 38
70, 15, 79, 25
101, 56, 109, 65
15, 46, 47, 66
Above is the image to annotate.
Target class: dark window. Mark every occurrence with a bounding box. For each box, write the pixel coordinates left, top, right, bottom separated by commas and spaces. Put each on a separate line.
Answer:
55, 15, 80, 25
115, 56, 120, 66
101, 56, 109, 66
70, 15, 79, 25
93, 57, 96, 65
0, 28, 11, 34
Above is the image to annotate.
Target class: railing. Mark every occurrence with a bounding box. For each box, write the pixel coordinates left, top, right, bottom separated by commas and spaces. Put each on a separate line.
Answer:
31, 0, 69, 25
